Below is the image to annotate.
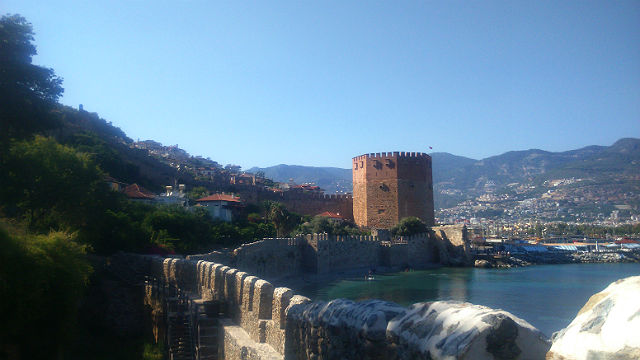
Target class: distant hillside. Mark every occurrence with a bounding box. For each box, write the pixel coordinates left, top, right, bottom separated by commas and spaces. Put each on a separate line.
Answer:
247, 164, 352, 194
47, 104, 640, 212
53, 106, 193, 191
249, 139, 640, 211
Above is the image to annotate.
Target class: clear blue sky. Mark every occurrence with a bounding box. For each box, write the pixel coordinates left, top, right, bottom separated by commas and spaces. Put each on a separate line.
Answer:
5, 1, 640, 169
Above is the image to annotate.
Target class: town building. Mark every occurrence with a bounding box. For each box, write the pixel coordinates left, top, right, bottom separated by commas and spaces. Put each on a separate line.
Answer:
195, 193, 243, 222
156, 184, 187, 206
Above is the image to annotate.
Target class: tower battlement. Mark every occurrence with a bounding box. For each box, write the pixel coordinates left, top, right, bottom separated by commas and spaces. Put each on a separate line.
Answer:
352, 151, 431, 162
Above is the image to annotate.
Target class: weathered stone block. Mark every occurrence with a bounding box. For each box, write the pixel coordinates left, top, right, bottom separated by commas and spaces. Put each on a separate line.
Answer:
253, 280, 274, 320
220, 319, 283, 360
162, 258, 172, 283
235, 272, 249, 308
212, 264, 227, 299
196, 260, 205, 290
225, 268, 239, 305
272, 287, 294, 329
204, 262, 215, 289
242, 276, 259, 312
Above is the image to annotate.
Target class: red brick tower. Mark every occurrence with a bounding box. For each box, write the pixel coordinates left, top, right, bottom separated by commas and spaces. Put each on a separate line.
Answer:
352, 152, 434, 228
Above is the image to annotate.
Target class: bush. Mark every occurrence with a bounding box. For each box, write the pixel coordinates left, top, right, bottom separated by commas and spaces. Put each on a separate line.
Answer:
391, 217, 429, 237
0, 222, 92, 358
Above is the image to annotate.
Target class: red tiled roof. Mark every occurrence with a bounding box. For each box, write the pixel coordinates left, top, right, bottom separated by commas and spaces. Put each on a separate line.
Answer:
317, 211, 344, 220
196, 194, 242, 203
292, 184, 320, 190
124, 184, 155, 199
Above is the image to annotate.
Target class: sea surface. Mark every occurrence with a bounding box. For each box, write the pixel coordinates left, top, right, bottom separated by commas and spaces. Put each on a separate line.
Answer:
300, 263, 640, 337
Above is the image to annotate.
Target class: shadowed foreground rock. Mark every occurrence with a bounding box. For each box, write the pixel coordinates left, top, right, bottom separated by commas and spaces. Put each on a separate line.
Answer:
547, 276, 640, 360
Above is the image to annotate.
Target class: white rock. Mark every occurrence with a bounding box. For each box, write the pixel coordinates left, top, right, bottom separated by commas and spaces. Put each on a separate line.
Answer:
547, 276, 640, 360
387, 300, 550, 359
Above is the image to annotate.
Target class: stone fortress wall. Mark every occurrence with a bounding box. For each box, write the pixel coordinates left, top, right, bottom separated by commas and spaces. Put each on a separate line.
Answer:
240, 188, 355, 221
117, 250, 553, 360
352, 152, 434, 228
225, 224, 471, 281
114, 232, 638, 359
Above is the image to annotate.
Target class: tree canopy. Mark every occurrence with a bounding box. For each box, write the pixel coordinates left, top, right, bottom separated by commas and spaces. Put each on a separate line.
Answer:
0, 136, 111, 233
0, 14, 64, 141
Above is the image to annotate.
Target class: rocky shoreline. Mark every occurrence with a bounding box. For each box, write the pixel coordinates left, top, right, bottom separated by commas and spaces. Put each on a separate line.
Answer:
474, 250, 640, 268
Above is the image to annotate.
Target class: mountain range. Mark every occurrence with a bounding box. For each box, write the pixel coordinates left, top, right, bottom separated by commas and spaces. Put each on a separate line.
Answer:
249, 138, 640, 210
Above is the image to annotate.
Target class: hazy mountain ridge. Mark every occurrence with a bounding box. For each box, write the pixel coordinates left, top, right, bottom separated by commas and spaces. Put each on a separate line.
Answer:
247, 164, 352, 194
249, 139, 640, 211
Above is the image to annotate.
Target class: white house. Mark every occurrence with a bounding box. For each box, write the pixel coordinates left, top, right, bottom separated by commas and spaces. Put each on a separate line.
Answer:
195, 193, 242, 222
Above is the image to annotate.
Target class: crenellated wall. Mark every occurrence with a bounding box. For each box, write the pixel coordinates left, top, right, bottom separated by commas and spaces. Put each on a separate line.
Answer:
233, 238, 302, 279
252, 189, 355, 221
227, 228, 472, 280
115, 249, 551, 360
304, 233, 380, 274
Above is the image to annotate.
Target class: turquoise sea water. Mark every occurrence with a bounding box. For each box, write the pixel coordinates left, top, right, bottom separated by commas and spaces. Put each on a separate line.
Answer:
301, 263, 640, 337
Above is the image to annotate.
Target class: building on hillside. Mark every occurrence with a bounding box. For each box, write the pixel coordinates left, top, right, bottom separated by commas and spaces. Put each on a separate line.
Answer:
105, 175, 126, 192
316, 211, 346, 222
290, 184, 324, 194
196, 193, 243, 222
231, 173, 256, 186
352, 152, 434, 228
156, 184, 187, 206
124, 184, 156, 202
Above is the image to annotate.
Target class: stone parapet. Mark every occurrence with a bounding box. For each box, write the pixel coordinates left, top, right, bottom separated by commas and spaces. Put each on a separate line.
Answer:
113, 253, 638, 360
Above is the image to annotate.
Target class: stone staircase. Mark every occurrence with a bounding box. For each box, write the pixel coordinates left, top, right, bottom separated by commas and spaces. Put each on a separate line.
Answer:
167, 295, 195, 360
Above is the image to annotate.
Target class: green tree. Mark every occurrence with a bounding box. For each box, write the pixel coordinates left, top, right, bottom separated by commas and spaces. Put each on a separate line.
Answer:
63, 131, 140, 183
0, 136, 111, 233
0, 14, 64, 142
391, 217, 429, 237
264, 201, 298, 237
142, 206, 215, 253
187, 186, 210, 203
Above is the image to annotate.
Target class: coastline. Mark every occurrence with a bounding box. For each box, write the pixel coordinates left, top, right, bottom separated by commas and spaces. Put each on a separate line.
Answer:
475, 249, 640, 268
298, 262, 640, 337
